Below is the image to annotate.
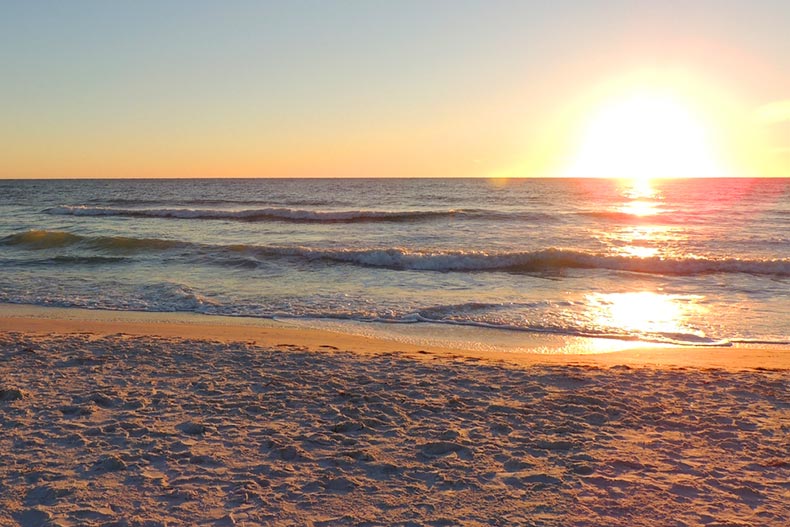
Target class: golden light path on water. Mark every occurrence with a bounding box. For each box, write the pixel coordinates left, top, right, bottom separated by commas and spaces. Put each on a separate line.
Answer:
586, 291, 707, 342
605, 178, 680, 259
582, 178, 709, 345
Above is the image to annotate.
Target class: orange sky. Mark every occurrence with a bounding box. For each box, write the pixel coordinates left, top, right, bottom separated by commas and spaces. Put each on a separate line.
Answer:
1, 2, 788, 178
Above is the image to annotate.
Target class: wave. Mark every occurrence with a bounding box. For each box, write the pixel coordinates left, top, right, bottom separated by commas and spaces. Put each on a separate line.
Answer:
399, 313, 731, 346
1, 230, 84, 248
1, 230, 186, 252
730, 338, 790, 346
92, 197, 345, 207
4, 230, 788, 276
50, 204, 745, 225
34, 255, 128, 265
255, 246, 790, 276
44, 205, 475, 223
271, 310, 732, 346
44, 205, 554, 223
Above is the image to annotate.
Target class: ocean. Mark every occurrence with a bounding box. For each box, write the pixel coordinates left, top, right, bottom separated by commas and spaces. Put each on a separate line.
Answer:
0, 177, 787, 348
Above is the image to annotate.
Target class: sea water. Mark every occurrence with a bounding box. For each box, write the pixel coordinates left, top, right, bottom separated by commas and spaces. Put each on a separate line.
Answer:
0, 178, 787, 347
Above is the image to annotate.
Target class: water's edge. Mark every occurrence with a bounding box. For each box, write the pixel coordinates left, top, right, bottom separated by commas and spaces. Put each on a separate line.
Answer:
0, 301, 763, 355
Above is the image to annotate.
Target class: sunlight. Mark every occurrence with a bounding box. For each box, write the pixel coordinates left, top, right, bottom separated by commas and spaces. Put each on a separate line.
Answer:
616, 177, 663, 217
563, 91, 731, 179
620, 200, 660, 217
588, 291, 705, 338
601, 224, 680, 259
621, 177, 657, 199
619, 245, 659, 258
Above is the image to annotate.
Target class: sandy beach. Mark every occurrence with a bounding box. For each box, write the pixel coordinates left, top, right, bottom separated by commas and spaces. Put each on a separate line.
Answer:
4, 1, 790, 525
1, 305, 788, 526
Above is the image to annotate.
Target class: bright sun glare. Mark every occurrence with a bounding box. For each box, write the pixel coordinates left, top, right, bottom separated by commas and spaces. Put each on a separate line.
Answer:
564, 91, 730, 179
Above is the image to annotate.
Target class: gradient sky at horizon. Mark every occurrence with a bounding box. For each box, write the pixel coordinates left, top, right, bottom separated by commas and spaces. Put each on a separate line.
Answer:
2, 1, 789, 178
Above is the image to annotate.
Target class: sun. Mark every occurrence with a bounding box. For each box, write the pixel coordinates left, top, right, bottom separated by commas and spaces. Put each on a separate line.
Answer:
563, 91, 731, 179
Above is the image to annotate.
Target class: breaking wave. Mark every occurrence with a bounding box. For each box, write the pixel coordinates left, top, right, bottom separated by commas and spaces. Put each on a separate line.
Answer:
259, 246, 790, 276
3, 230, 788, 276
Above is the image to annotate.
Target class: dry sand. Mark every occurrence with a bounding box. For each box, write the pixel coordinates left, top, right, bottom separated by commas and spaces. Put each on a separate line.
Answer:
1, 305, 788, 526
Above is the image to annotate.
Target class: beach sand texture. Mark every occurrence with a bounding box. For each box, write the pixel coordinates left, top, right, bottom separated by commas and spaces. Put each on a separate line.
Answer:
1, 326, 788, 526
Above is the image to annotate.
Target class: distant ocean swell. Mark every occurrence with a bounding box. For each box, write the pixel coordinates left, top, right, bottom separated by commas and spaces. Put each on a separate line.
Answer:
44, 205, 480, 223
88, 197, 347, 207
4, 230, 789, 276
44, 204, 740, 225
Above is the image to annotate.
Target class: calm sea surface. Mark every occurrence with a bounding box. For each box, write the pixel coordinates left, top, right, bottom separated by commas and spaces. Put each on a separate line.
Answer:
1, 178, 787, 346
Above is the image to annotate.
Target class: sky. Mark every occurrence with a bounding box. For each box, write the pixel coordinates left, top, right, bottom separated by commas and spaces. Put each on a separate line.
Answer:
1, 0, 789, 178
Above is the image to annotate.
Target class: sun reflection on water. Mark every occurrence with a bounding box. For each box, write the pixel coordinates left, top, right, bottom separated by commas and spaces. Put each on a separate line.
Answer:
618, 178, 662, 216
607, 179, 685, 258
621, 177, 658, 200
579, 180, 711, 343
587, 291, 706, 340
620, 200, 661, 217
602, 224, 680, 258
619, 245, 659, 258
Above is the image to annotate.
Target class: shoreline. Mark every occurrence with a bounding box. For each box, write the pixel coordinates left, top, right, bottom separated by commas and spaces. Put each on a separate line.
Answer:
1, 303, 788, 370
